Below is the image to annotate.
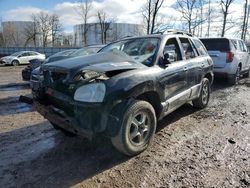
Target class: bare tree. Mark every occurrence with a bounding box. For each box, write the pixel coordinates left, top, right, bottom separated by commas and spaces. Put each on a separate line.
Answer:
241, 0, 249, 40
50, 14, 63, 46
176, 0, 198, 33
97, 10, 113, 44
35, 12, 53, 47
142, 0, 164, 34
31, 12, 63, 47
206, 0, 212, 37
24, 15, 39, 47
220, 0, 234, 37
75, 0, 93, 46
2, 22, 20, 47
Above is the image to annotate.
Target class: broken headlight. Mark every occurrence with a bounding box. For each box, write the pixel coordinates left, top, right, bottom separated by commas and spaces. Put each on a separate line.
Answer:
74, 82, 106, 102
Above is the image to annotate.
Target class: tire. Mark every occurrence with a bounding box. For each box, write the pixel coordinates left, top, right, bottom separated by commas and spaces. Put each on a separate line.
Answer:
228, 66, 240, 85
12, 60, 19, 66
243, 68, 250, 78
192, 78, 210, 109
111, 100, 156, 156
50, 122, 76, 137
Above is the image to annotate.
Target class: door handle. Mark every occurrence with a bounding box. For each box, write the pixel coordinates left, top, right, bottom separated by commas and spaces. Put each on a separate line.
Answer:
183, 67, 188, 71
201, 63, 205, 68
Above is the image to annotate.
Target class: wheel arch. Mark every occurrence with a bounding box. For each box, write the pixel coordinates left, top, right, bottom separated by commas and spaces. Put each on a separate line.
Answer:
135, 91, 162, 119
11, 59, 20, 64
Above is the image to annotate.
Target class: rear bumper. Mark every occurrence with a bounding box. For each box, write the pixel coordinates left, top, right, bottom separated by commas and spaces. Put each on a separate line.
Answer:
213, 62, 238, 75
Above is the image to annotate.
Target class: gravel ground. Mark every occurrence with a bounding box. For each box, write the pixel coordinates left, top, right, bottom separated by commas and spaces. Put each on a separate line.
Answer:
0, 66, 249, 188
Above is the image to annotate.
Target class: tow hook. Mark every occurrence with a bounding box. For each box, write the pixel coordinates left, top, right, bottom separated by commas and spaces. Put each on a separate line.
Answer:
19, 95, 33, 105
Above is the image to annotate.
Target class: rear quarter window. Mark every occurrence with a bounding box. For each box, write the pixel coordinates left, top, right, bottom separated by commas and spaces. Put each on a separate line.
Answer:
200, 39, 230, 52
192, 39, 207, 56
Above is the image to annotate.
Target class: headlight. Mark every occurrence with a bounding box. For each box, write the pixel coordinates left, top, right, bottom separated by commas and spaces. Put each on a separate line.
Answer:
74, 83, 106, 102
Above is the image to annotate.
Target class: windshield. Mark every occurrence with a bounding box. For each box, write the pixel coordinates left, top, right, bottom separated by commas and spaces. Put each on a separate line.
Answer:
11, 52, 21, 56
70, 47, 101, 57
50, 49, 76, 58
99, 37, 160, 66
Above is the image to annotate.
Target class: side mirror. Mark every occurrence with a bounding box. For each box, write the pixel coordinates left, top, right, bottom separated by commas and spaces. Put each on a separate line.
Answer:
163, 52, 175, 65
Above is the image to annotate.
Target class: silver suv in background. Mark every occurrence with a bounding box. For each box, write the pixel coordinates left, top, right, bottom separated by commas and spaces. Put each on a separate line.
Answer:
0, 51, 45, 66
200, 38, 250, 84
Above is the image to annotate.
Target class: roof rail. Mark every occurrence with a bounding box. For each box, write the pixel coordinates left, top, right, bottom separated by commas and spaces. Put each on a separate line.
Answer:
154, 29, 193, 37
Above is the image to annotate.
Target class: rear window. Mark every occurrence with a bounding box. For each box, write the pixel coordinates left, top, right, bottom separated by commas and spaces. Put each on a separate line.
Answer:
200, 39, 230, 51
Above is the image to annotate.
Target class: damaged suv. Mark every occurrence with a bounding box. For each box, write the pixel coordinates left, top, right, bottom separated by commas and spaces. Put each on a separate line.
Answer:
32, 31, 213, 156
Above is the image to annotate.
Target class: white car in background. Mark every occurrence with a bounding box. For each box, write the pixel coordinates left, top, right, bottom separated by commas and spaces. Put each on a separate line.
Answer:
0, 51, 45, 66
200, 38, 250, 85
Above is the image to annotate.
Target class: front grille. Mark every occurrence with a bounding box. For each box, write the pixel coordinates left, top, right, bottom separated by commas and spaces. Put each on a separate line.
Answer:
51, 72, 67, 82
43, 70, 68, 84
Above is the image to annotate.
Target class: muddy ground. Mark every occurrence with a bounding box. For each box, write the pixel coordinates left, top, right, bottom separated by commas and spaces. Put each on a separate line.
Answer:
0, 65, 249, 188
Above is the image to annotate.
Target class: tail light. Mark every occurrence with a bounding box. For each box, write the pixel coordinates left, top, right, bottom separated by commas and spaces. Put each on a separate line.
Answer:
226, 51, 234, 63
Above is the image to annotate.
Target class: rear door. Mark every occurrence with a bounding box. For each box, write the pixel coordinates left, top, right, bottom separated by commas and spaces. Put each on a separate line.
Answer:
200, 38, 230, 68
238, 40, 249, 71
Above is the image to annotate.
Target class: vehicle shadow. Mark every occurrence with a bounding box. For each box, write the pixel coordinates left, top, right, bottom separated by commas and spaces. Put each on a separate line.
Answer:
0, 82, 29, 91
156, 103, 198, 133
0, 122, 128, 188
211, 77, 232, 92
0, 95, 34, 116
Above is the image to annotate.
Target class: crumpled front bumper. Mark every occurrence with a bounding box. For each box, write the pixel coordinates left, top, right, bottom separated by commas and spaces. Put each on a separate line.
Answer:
34, 101, 94, 138
33, 90, 122, 138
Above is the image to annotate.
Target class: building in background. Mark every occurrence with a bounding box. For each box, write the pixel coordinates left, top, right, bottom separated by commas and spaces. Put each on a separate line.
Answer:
1, 21, 53, 47
74, 23, 144, 47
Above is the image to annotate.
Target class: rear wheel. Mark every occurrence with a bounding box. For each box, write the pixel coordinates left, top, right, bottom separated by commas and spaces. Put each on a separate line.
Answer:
12, 60, 19, 66
192, 78, 210, 109
228, 66, 240, 85
111, 100, 156, 156
243, 68, 250, 78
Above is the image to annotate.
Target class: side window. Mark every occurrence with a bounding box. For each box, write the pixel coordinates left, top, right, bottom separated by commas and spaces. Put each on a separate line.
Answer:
241, 41, 248, 52
238, 40, 245, 52
231, 40, 238, 50
192, 39, 207, 56
29, 52, 36, 56
179, 37, 197, 59
163, 37, 182, 63
21, 53, 28, 57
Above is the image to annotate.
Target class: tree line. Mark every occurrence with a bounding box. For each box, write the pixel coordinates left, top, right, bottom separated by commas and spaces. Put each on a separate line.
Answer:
0, 0, 249, 47
142, 0, 249, 40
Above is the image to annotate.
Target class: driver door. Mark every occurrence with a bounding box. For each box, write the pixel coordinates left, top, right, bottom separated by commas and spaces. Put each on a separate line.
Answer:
159, 37, 190, 114
18, 52, 29, 64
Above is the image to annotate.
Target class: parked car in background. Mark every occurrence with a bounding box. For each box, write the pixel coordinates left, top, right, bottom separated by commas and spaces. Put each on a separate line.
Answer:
29, 45, 105, 90
0, 51, 45, 66
30, 30, 213, 156
22, 45, 105, 81
22, 49, 76, 81
200, 38, 250, 84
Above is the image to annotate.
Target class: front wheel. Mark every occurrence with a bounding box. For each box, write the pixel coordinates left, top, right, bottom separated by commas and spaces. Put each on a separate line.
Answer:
111, 100, 156, 156
192, 78, 210, 109
12, 60, 19, 66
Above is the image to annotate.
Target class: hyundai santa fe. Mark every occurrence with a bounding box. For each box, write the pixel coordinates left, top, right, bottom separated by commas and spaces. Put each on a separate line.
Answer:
30, 30, 214, 156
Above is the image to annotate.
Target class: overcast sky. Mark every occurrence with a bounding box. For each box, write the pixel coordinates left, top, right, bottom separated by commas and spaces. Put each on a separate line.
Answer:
0, 0, 245, 36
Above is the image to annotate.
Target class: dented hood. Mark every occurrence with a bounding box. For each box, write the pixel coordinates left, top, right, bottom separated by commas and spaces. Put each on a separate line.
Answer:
41, 51, 146, 75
